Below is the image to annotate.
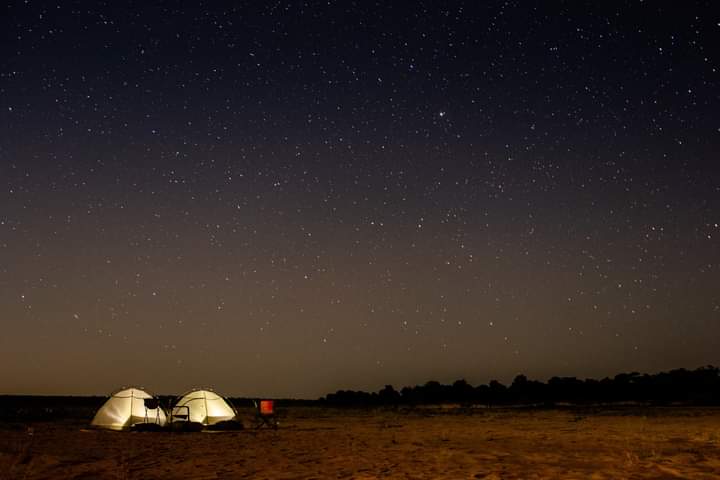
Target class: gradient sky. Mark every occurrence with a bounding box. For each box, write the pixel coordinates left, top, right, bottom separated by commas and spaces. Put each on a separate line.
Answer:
1, 1, 718, 398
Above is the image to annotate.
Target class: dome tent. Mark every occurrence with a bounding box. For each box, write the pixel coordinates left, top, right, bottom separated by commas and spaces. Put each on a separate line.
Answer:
91, 387, 167, 430
171, 389, 236, 426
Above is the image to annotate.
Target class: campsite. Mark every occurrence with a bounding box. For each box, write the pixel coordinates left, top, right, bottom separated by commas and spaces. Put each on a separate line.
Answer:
2, 397, 720, 479
3, 0, 718, 477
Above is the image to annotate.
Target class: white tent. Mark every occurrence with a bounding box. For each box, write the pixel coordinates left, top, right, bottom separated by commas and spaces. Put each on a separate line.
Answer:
91, 387, 167, 430
171, 389, 236, 425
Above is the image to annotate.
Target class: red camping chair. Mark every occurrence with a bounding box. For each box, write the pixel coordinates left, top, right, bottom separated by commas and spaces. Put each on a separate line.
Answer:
253, 399, 278, 429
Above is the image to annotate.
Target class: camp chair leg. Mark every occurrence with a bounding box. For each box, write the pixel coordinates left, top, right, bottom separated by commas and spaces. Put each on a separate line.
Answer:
254, 416, 278, 429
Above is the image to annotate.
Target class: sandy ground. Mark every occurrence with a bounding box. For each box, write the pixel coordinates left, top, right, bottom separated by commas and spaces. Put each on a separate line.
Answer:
1, 406, 720, 479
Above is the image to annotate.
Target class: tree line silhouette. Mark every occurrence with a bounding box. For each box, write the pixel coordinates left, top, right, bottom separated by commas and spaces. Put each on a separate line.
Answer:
322, 366, 720, 407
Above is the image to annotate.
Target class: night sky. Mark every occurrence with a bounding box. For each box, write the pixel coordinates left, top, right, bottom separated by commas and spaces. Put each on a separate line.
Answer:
1, 1, 718, 398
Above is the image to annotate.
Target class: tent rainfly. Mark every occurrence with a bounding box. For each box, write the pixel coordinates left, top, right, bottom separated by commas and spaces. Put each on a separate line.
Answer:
172, 389, 236, 425
91, 387, 168, 430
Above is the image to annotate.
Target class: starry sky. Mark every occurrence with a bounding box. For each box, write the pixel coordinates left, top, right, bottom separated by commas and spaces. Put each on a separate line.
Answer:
1, 1, 718, 398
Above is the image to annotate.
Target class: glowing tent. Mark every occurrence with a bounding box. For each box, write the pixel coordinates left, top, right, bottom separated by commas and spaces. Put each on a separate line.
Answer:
91, 387, 168, 430
171, 389, 236, 425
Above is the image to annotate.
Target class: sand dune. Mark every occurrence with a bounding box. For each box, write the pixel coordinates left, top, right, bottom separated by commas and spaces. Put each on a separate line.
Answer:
2, 407, 720, 479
